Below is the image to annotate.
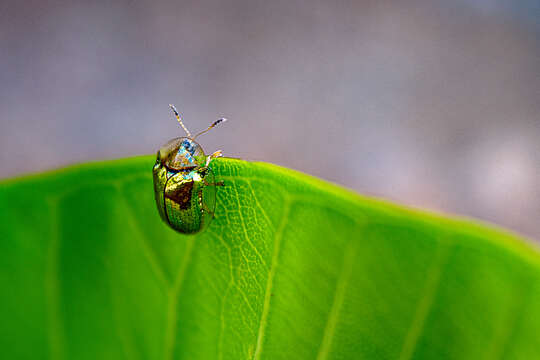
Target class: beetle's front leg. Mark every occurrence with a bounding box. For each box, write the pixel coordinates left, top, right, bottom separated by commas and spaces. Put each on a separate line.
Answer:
205, 150, 223, 167
196, 165, 225, 186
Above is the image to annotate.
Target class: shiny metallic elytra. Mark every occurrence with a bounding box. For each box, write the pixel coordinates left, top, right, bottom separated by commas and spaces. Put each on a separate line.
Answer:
152, 105, 226, 234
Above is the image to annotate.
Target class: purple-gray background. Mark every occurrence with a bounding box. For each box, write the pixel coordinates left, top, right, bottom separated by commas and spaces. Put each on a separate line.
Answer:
1, 0, 539, 239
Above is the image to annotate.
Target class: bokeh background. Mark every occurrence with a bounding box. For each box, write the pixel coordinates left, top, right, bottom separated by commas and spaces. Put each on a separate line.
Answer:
1, 0, 539, 239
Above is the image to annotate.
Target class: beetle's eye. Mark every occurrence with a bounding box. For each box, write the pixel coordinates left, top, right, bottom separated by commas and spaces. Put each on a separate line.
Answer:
156, 151, 161, 163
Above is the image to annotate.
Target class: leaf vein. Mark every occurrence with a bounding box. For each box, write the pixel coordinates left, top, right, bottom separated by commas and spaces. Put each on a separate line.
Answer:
164, 237, 196, 360
316, 238, 358, 360
398, 241, 452, 360
246, 180, 275, 230
118, 187, 170, 289
232, 181, 268, 268
252, 199, 291, 360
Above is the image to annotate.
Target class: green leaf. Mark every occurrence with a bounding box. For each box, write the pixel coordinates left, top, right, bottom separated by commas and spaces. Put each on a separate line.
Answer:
1, 156, 539, 359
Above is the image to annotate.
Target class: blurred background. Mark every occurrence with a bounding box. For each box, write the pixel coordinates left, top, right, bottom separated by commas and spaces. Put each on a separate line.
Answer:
1, 0, 539, 239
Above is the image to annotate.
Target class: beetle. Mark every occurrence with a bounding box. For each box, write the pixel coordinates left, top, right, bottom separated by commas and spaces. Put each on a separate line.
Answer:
152, 104, 226, 234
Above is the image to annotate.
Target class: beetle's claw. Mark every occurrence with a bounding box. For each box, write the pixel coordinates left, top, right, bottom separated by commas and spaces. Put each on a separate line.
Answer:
212, 150, 223, 158
203, 179, 225, 187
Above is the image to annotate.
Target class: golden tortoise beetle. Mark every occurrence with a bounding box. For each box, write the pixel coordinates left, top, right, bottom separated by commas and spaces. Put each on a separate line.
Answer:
152, 104, 226, 234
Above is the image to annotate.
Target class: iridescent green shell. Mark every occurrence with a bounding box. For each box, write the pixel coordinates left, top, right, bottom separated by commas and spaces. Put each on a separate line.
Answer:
152, 137, 217, 234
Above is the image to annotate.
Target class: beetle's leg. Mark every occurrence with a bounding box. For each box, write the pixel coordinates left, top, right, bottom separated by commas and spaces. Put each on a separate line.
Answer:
203, 179, 225, 187
205, 150, 223, 167
196, 163, 225, 186
210, 150, 223, 158
198, 151, 225, 186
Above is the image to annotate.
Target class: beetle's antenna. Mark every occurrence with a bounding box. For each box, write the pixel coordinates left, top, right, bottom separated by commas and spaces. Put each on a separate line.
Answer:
169, 104, 192, 138
193, 118, 227, 140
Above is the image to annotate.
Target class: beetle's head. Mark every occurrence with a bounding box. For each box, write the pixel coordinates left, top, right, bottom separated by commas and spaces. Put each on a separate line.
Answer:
154, 137, 206, 173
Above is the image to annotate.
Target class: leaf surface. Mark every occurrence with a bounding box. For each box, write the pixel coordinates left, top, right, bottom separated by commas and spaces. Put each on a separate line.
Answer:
1, 156, 539, 359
